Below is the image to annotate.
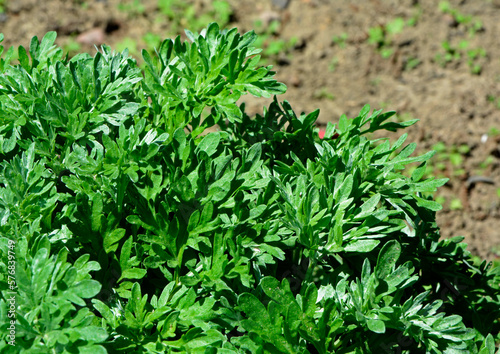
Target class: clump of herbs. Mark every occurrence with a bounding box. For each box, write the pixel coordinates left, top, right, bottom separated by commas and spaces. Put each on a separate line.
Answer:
0, 24, 498, 353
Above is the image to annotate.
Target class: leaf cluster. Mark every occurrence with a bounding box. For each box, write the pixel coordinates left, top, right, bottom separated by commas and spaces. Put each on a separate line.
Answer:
0, 25, 498, 353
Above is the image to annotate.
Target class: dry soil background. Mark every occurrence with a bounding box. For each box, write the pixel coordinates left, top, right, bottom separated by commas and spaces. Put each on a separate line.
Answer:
1, 0, 500, 261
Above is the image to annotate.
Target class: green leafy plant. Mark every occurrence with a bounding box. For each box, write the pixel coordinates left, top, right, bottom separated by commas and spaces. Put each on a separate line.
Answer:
0, 25, 499, 353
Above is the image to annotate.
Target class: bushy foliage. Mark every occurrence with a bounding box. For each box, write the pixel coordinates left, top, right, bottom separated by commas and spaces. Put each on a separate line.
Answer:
0, 24, 498, 353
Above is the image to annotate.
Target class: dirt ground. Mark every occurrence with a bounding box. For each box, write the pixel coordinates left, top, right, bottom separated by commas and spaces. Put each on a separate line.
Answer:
1, 0, 499, 261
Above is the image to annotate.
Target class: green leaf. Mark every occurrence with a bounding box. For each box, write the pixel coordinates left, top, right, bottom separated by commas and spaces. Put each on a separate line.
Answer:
120, 268, 147, 281
414, 196, 443, 211
91, 192, 103, 232
353, 193, 381, 220
37, 31, 57, 57
72, 279, 101, 299
238, 292, 271, 331
412, 178, 448, 193
366, 319, 386, 333
103, 228, 127, 253
173, 175, 195, 201
120, 236, 133, 271
478, 334, 495, 354
78, 345, 107, 354
411, 162, 427, 182
92, 299, 115, 324
260, 277, 295, 307
375, 240, 401, 279
75, 326, 109, 342
199, 202, 214, 225
196, 132, 220, 157
344, 239, 380, 253
335, 174, 353, 203
18, 45, 30, 70
302, 283, 318, 318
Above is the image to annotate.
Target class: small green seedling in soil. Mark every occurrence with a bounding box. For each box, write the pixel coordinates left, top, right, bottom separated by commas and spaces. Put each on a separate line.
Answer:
435, 40, 466, 67
467, 47, 487, 75
435, 195, 447, 207
479, 155, 495, 170
436, 40, 486, 75
487, 95, 500, 110
117, 0, 146, 16
157, 0, 232, 36
253, 19, 298, 62
62, 36, 82, 56
488, 126, 500, 136
114, 36, 139, 57
407, 4, 422, 26
439, 1, 484, 37
424, 142, 470, 179
332, 32, 348, 48
404, 56, 421, 71
312, 87, 335, 100
142, 32, 162, 53
368, 17, 409, 58
450, 198, 463, 210
328, 56, 339, 72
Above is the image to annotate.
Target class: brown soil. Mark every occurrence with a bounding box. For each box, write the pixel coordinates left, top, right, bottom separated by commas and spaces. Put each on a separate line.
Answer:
2, 0, 499, 261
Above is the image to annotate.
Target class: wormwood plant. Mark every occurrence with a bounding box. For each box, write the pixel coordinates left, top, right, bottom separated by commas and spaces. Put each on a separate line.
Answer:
0, 24, 499, 353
